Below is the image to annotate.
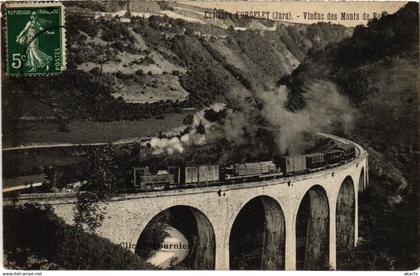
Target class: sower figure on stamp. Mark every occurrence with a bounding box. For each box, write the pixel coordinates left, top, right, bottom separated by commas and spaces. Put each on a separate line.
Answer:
16, 11, 54, 72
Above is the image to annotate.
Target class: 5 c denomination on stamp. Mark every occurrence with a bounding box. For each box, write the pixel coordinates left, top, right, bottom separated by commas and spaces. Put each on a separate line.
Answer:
4, 1, 66, 76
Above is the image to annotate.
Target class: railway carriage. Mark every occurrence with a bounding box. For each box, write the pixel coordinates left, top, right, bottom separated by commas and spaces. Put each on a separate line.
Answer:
131, 144, 356, 191
223, 161, 281, 181
306, 152, 326, 169
325, 149, 343, 164
341, 144, 356, 160
183, 165, 219, 185
134, 164, 220, 190
277, 155, 306, 175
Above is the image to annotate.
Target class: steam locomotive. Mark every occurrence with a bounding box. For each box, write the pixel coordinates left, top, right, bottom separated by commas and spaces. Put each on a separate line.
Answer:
132, 143, 356, 191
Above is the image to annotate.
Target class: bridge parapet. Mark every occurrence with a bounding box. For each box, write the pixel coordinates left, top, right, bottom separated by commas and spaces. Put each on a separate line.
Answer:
3, 135, 369, 270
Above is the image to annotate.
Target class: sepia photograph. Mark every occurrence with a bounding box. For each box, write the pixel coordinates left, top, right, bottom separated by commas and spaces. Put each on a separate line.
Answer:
1, 0, 419, 272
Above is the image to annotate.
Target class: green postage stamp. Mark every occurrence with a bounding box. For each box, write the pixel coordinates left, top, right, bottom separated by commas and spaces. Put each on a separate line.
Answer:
4, 2, 66, 76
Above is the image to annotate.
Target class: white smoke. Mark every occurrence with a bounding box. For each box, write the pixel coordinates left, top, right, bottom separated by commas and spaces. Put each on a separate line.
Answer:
150, 103, 225, 155
150, 81, 354, 155
150, 136, 185, 155
259, 81, 354, 154
259, 86, 312, 154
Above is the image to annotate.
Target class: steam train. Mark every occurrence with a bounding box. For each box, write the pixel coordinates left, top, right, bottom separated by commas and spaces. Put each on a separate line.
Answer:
133, 143, 356, 191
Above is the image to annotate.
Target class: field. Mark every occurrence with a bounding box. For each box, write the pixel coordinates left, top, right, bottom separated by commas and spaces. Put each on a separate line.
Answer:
3, 112, 191, 148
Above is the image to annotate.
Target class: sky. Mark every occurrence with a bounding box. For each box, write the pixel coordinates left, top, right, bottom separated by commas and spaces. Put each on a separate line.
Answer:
184, 1, 407, 27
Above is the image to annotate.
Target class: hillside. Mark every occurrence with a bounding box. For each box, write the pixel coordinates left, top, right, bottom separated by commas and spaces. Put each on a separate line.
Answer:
2, 2, 351, 147
281, 2, 419, 269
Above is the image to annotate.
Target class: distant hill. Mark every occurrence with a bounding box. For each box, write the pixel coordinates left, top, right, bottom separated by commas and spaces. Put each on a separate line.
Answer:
283, 2, 418, 147
2, 2, 350, 126
281, 2, 419, 269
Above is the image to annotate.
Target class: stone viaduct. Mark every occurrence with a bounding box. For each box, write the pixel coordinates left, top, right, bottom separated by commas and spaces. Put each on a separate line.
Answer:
7, 134, 369, 270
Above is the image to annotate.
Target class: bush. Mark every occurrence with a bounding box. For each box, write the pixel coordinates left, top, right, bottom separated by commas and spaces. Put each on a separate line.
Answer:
135, 69, 144, 75
3, 203, 156, 270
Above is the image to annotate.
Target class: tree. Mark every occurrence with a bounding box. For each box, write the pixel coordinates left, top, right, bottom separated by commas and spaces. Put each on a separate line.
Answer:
73, 145, 118, 235
3, 203, 155, 269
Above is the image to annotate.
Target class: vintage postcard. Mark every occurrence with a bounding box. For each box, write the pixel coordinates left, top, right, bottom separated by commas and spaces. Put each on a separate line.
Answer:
1, 0, 418, 272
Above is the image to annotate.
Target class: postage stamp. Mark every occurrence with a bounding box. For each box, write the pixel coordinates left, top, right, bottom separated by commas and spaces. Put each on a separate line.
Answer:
4, 2, 66, 76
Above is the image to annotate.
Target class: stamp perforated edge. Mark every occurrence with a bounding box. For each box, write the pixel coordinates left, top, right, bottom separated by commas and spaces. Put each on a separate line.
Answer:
3, 1, 67, 77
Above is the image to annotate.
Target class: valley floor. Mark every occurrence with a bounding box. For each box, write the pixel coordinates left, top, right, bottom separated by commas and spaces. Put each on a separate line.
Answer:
3, 112, 192, 148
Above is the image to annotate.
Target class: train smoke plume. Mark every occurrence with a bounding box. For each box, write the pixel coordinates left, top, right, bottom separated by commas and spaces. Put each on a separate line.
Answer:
150, 103, 225, 155
150, 81, 354, 156
260, 81, 354, 154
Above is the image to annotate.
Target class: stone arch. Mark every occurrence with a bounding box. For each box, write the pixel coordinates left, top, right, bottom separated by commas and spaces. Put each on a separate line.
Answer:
229, 196, 285, 270
358, 167, 365, 193
135, 205, 215, 270
296, 185, 330, 270
336, 176, 355, 269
